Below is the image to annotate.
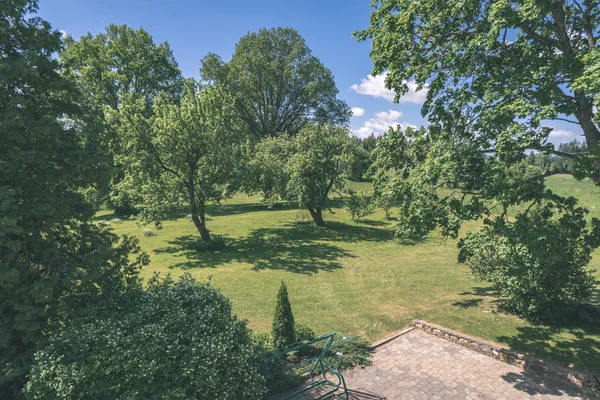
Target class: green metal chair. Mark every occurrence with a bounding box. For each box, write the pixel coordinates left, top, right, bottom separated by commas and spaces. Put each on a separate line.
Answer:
263, 333, 349, 399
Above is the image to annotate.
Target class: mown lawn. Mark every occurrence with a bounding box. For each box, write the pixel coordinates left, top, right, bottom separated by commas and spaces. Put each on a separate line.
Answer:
99, 175, 600, 373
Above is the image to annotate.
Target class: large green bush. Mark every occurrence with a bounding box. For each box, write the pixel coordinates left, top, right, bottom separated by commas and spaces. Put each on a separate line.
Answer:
25, 274, 265, 399
458, 199, 600, 321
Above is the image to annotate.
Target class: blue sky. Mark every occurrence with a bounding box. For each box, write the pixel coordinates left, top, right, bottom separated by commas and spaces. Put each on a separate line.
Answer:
38, 0, 428, 138
38, 0, 580, 143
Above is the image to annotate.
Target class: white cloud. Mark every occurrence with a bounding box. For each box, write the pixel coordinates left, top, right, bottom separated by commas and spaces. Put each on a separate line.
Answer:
548, 129, 580, 139
349, 72, 428, 104
350, 107, 365, 117
59, 30, 68, 39
352, 109, 417, 138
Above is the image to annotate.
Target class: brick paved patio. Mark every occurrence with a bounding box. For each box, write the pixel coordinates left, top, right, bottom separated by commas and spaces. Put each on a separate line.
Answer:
344, 329, 590, 400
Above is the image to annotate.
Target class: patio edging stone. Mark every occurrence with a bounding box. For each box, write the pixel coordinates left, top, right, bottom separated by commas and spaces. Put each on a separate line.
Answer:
412, 319, 600, 399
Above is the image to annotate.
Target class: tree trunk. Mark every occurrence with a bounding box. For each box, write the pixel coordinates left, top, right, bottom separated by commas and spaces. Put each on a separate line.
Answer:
187, 181, 211, 241
191, 213, 211, 241
308, 207, 325, 227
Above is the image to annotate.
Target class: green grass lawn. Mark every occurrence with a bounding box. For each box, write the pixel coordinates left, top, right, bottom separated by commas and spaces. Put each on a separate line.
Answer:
99, 175, 600, 373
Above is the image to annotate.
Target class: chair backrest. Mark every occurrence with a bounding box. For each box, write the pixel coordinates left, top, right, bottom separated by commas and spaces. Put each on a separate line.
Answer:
263, 334, 335, 395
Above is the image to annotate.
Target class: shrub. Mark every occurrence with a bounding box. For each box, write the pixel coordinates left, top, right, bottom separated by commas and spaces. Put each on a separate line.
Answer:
458, 200, 600, 322
186, 236, 227, 252
374, 190, 395, 219
294, 324, 315, 342
343, 189, 374, 220
25, 274, 265, 399
324, 335, 372, 371
251, 332, 273, 352
272, 282, 296, 349
142, 228, 156, 237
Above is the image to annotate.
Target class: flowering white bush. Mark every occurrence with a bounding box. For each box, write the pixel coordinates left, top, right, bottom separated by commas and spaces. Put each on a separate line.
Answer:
26, 274, 265, 399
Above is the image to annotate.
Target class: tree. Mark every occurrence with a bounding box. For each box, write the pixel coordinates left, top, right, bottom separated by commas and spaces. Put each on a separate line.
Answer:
458, 199, 599, 321
357, 0, 600, 182
200, 27, 350, 139
0, 2, 144, 397
370, 124, 600, 318
25, 274, 265, 399
114, 80, 240, 241
348, 142, 373, 181
272, 281, 296, 349
254, 124, 356, 226
359, 0, 600, 319
60, 24, 183, 214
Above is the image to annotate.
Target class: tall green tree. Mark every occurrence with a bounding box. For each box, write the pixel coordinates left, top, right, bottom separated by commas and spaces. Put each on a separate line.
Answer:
0, 2, 144, 397
254, 124, 356, 226
200, 27, 350, 139
60, 24, 183, 214
114, 80, 240, 241
359, 0, 600, 319
272, 281, 296, 349
357, 0, 600, 182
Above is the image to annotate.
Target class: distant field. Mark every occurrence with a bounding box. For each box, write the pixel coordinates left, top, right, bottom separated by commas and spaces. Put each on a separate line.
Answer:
99, 175, 600, 373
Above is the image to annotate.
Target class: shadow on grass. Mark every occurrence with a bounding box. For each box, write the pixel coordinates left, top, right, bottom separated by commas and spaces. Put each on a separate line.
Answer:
459, 286, 501, 298
154, 221, 393, 274
496, 320, 600, 374
452, 299, 484, 308
354, 219, 390, 227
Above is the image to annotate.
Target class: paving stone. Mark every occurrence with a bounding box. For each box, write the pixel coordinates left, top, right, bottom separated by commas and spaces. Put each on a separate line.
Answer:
343, 330, 590, 400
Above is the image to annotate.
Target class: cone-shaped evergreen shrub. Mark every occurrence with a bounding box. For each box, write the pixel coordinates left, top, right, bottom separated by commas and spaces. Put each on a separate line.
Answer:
272, 281, 296, 349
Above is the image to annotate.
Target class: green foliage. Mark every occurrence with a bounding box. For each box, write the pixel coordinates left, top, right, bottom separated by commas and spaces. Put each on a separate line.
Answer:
251, 332, 274, 352
357, 0, 600, 181
360, 0, 600, 320
60, 24, 183, 212
370, 122, 600, 319
324, 335, 373, 371
343, 189, 374, 220
0, 2, 145, 396
458, 199, 600, 321
272, 281, 296, 349
254, 123, 357, 226
25, 274, 265, 399
114, 80, 241, 241
348, 143, 373, 181
185, 236, 227, 252
201, 27, 349, 139
294, 324, 316, 342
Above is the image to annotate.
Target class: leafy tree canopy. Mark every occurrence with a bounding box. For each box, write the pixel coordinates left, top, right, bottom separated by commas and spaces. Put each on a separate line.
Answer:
60, 24, 183, 213
201, 27, 350, 138
254, 123, 357, 226
357, 0, 600, 181
360, 0, 600, 318
113, 80, 242, 241
0, 2, 144, 396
